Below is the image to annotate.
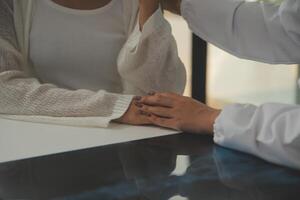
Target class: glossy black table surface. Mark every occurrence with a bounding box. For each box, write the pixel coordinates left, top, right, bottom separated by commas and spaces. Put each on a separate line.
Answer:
0, 134, 299, 200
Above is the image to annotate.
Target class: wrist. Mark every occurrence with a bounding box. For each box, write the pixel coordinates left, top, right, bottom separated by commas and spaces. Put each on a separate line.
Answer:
208, 109, 221, 134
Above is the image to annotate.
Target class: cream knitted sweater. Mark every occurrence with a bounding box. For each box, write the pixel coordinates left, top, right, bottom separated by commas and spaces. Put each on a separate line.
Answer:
0, 0, 186, 127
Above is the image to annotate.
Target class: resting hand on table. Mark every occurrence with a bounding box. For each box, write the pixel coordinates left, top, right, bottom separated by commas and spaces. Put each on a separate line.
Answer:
136, 93, 221, 134
115, 100, 152, 126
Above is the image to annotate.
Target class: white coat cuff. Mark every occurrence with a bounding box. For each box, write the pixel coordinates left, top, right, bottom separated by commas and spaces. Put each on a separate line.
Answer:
213, 103, 257, 155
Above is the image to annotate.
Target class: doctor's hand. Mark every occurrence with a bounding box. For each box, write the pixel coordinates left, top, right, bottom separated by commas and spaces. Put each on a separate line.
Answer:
136, 93, 221, 134
139, 0, 160, 30
115, 100, 152, 126
161, 0, 181, 15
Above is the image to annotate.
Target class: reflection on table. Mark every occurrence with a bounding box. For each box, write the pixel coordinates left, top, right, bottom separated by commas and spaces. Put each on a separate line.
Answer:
0, 134, 299, 200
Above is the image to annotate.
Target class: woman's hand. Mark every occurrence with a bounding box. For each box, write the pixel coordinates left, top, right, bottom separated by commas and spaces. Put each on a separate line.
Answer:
136, 93, 221, 134
139, 0, 160, 30
115, 99, 152, 126
161, 0, 181, 15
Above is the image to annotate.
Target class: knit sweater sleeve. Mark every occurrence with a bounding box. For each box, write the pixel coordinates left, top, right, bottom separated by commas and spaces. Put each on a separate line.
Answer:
0, 0, 133, 127
118, 4, 186, 95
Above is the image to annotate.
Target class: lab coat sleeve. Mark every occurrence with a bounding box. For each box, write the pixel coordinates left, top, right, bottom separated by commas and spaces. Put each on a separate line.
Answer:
214, 103, 300, 170
181, 0, 300, 64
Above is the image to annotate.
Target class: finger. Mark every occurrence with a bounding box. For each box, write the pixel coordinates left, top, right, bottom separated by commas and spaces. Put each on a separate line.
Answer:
140, 105, 173, 118
134, 111, 152, 125
148, 115, 179, 130
138, 110, 151, 117
139, 94, 174, 107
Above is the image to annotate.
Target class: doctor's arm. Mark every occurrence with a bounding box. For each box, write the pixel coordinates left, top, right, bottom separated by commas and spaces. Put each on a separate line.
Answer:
214, 103, 300, 170
165, 0, 300, 64
138, 93, 300, 170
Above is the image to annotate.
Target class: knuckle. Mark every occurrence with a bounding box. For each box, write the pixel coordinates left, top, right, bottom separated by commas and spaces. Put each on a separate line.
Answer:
157, 118, 164, 123
140, 96, 147, 102
143, 106, 149, 111
151, 115, 158, 121
158, 118, 167, 125
155, 95, 163, 102
156, 93, 163, 98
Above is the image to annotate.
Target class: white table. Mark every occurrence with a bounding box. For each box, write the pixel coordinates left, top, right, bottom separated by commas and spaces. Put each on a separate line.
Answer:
0, 118, 179, 163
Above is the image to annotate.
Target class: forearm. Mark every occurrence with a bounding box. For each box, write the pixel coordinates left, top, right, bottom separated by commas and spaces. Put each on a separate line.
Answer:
214, 103, 300, 170
118, 8, 186, 95
0, 71, 132, 124
181, 0, 300, 64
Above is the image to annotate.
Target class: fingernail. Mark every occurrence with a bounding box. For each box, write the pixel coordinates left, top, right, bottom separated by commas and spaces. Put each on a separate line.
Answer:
133, 96, 142, 101
148, 91, 156, 96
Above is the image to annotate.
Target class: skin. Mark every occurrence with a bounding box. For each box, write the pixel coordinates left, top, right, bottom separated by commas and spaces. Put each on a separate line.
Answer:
53, 0, 220, 133
118, 0, 161, 125
52, 0, 160, 126
53, 0, 160, 31
52, 0, 112, 9
161, 0, 182, 15
139, 0, 160, 30
136, 93, 221, 134
132, 0, 222, 134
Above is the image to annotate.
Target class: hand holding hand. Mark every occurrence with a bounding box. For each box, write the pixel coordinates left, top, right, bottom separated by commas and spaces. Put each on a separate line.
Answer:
136, 93, 221, 134
115, 99, 152, 126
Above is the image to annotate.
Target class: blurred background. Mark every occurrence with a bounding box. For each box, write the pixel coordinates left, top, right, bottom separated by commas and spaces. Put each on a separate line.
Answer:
165, 12, 299, 109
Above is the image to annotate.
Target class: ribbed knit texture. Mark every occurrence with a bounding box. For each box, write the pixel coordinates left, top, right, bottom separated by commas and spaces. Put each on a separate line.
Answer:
0, 0, 186, 127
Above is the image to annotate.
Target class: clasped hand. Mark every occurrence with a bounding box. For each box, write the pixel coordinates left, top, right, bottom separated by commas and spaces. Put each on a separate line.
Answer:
117, 93, 221, 135
117, 0, 219, 134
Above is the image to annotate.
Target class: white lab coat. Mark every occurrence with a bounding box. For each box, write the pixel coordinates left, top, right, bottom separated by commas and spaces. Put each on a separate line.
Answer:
181, 0, 300, 170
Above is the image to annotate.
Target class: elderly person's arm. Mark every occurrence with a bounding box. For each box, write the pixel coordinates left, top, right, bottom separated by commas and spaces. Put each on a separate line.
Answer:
0, 0, 150, 127
118, 0, 186, 95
